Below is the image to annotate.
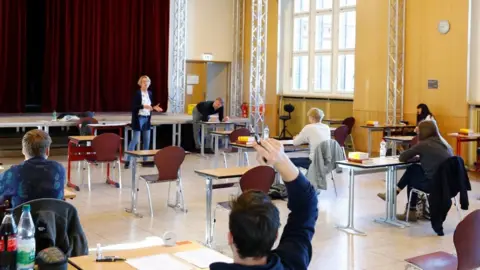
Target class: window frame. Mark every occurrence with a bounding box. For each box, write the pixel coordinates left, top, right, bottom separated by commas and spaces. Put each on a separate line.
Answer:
279, 0, 356, 99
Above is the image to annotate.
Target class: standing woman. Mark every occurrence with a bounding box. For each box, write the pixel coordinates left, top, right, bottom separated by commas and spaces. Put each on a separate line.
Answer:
124, 75, 162, 168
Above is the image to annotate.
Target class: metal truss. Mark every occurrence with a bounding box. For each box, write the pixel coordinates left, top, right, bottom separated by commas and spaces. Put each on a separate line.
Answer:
169, 0, 187, 113
249, 0, 268, 132
230, 0, 245, 117
386, 0, 406, 124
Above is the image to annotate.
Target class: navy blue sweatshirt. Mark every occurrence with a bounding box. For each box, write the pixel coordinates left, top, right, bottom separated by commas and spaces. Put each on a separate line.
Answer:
210, 172, 318, 270
196, 101, 224, 122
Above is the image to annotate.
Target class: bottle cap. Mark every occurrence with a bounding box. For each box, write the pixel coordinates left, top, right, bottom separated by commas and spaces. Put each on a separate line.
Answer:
22, 204, 31, 212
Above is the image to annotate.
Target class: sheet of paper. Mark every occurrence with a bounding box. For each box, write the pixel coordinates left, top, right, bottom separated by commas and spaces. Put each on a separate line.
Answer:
187, 75, 199, 85
174, 248, 233, 268
187, 85, 193, 95
126, 254, 192, 270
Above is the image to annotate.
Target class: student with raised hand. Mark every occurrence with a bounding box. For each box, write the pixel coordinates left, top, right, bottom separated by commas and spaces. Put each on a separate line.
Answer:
210, 138, 318, 270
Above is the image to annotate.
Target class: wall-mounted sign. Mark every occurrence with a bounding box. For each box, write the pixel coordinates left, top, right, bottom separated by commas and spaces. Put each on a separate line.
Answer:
428, 79, 438, 89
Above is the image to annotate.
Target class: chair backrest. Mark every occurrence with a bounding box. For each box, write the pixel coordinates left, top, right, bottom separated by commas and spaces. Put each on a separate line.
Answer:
154, 146, 186, 181
228, 128, 251, 143
453, 209, 480, 270
284, 104, 295, 115
342, 117, 355, 134
91, 133, 122, 162
77, 117, 98, 135
240, 166, 276, 193
333, 125, 349, 147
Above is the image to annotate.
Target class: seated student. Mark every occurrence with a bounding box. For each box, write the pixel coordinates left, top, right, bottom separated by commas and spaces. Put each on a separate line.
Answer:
210, 139, 318, 270
377, 120, 453, 221
291, 108, 331, 169
410, 104, 435, 135
0, 129, 65, 207
192, 98, 230, 150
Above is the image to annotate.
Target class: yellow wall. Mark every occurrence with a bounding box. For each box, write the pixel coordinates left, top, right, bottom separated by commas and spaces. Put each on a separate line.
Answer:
243, 0, 279, 134
353, 0, 469, 155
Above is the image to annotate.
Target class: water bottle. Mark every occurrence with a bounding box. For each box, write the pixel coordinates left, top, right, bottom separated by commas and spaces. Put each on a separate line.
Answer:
380, 140, 387, 158
263, 126, 269, 140
52, 110, 57, 121
0, 212, 17, 270
16, 205, 35, 270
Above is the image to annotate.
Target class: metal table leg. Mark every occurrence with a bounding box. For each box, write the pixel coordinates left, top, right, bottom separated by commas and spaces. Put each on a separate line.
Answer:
125, 157, 143, 218
172, 123, 176, 146
336, 169, 366, 236
392, 142, 397, 156
374, 166, 409, 228
238, 149, 244, 166
177, 123, 182, 147
124, 127, 128, 156
152, 126, 157, 150
204, 177, 213, 247
214, 135, 220, 168
367, 130, 372, 156
201, 124, 205, 157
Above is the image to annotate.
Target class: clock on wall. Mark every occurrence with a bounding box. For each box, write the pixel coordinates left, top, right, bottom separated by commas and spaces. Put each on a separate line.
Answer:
438, 20, 450, 34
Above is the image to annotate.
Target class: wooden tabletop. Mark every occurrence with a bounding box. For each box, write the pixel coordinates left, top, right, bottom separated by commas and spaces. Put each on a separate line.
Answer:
195, 166, 254, 179
64, 189, 76, 200
68, 136, 96, 142
336, 156, 411, 169
361, 125, 415, 129
210, 130, 233, 136
383, 136, 415, 142
68, 241, 211, 270
448, 132, 480, 139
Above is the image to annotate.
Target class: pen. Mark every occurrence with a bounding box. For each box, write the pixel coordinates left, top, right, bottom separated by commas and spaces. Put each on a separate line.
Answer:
96, 256, 126, 262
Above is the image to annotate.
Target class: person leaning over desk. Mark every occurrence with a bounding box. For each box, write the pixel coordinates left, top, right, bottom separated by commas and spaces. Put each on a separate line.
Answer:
124, 75, 163, 169
192, 98, 229, 150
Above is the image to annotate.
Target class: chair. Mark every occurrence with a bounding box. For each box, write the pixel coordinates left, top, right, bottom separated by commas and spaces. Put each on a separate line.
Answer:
212, 166, 276, 242
84, 133, 122, 191
279, 104, 295, 139
342, 117, 356, 151
221, 128, 251, 168
405, 188, 462, 223
404, 209, 480, 270
76, 117, 98, 136
139, 146, 187, 217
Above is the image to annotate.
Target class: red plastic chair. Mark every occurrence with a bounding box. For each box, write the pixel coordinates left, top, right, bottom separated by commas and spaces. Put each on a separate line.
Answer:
405, 209, 480, 270
139, 146, 187, 217
222, 128, 251, 168
342, 117, 356, 151
85, 133, 122, 191
333, 125, 349, 147
213, 166, 276, 241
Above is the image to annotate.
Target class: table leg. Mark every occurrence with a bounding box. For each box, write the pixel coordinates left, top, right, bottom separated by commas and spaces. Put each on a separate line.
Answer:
152, 126, 157, 150
214, 135, 220, 168
125, 157, 142, 218
367, 130, 372, 156
172, 123, 176, 146
205, 177, 213, 247
457, 138, 462, 156
178, 124, 182, 147
201, 124, 205, 157
374, 166, 409, 228
124, 127, 128, 160
392, 142, 397, 156
238, 149, 244, 166
336, 169, 366, 236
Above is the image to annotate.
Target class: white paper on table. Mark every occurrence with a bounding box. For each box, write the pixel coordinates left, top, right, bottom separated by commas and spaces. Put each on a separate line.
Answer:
174, 248, 233, 268
126, 254, 193, 270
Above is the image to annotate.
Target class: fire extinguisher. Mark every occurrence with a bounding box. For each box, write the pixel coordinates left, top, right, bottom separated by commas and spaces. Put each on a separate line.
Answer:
241, 103, 248, 118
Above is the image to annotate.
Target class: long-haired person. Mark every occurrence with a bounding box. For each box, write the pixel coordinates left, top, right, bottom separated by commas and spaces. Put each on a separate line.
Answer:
124, 75, 162, 169
417, 103, 435, 124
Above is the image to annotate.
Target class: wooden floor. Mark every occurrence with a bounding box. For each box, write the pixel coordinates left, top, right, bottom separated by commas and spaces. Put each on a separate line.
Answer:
2, 152, 479, 270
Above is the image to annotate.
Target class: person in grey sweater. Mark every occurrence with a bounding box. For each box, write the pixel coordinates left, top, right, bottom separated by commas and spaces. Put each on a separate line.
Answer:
377, 120, 453, 221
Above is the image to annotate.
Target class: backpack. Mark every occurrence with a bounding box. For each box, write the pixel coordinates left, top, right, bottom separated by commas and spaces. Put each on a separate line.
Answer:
268, 184, 288, 200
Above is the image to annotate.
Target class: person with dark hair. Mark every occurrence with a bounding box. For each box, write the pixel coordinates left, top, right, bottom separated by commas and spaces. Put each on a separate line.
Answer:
0, 129, 65, 207
192, 98, 229, 150
416, 103, 435, 125
210, 139, 318, 270
377, 120, 453, 221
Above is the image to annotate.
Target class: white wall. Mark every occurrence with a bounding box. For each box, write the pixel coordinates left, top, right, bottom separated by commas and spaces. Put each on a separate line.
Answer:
186, 0, 234, 62
468, 0, 480, 104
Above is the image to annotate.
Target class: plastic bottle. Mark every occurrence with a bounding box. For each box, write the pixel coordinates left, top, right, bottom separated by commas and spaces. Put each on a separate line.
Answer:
263, 126, 270, 140
16, 205, 35, 270
380, 140, 387, 158
0, 212, 17, 270
52, 110, 57, 121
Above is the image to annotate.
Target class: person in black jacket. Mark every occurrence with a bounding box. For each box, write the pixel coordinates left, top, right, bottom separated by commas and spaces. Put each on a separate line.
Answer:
210, 139, 318, 270
377, 120, 453, 221
192, 98, 229, 150
124, 75, 162, 168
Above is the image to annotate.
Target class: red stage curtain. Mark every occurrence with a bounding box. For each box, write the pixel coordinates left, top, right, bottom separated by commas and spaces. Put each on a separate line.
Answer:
42, 0, 169, 112
0, 0, 26, 113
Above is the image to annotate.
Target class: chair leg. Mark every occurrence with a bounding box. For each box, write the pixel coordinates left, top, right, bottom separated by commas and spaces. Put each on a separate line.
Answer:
331, 171, 338, 197
406, 189, 415, 222
87, 163, 92, 192
178, 177, 187, 212
453, 197, 462, 220
144, 180, 154, 217
349, 134, 356, 151
222, 152, 228, 168
117, 160, 122, 189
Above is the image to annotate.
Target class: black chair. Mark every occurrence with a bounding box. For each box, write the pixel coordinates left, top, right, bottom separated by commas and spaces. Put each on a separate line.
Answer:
279, 104, 295, 139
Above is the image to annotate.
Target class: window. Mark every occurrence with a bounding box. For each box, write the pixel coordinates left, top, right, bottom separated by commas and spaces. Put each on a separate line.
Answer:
280, 0, 356, 98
